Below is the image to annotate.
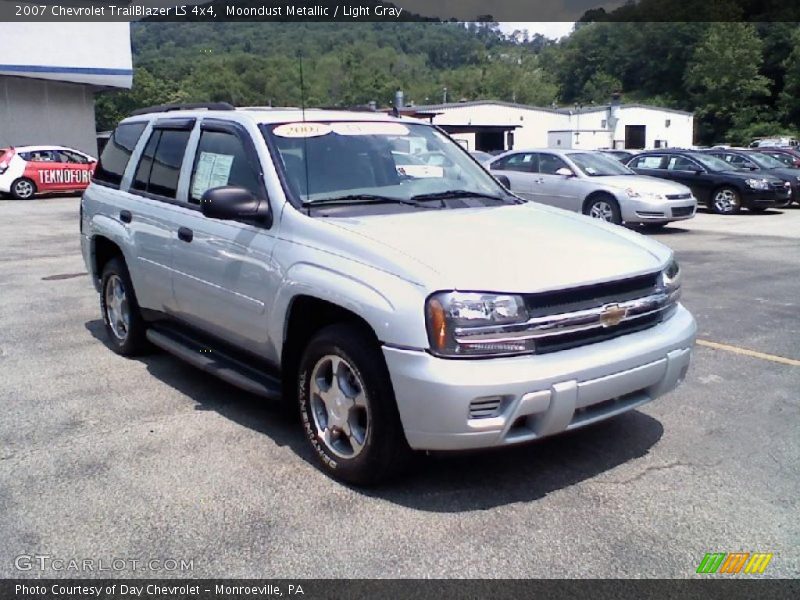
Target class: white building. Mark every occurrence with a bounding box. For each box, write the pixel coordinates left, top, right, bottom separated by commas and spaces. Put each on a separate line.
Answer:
0, 23, 133, 156
412, 99, 694, 153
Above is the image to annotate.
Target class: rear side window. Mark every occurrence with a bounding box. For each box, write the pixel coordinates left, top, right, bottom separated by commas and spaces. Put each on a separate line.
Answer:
630, 155, 665, 169
189, 130, 262, 204
94, 122, 147, 188
131, 129, 191, 199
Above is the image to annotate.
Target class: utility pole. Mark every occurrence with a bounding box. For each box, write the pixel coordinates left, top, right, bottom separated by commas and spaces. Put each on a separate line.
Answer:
443, 87, 448, 104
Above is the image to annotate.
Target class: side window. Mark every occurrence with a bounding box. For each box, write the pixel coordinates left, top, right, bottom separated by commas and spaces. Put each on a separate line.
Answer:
537, 153, 570, 175
94, 122, 148, 188
131, 128, 191, 199
61, 150, 89, 164
667, 156, 700, 171
494, 153, 535, 173
726, 154, 752, 168
631, 155, 665, 169
189, 130, 262, 204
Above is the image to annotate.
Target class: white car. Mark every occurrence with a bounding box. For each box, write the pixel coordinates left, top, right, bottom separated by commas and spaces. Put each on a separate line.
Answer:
490, 149, 697, 228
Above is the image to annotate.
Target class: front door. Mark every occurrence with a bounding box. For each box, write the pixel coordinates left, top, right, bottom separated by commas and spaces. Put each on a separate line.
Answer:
532, 152, 581, 211
170, 120, 279, 355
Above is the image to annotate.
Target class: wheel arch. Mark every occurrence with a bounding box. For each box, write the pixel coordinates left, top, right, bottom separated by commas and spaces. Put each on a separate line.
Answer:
582, 190, 619, 214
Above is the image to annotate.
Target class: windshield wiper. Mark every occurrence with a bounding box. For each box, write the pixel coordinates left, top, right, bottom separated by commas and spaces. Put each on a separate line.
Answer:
409, 190, 520, 204
302, 194, 439, 209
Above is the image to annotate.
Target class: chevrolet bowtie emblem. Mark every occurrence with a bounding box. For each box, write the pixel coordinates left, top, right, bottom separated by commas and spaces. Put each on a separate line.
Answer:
600, 303, 627, 327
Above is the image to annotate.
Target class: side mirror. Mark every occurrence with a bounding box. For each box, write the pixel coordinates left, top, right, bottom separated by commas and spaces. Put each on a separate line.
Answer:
200, 186, 270, 224
694, 169, 704, 175
495, 174, 511, 189
555, 167, 574, 177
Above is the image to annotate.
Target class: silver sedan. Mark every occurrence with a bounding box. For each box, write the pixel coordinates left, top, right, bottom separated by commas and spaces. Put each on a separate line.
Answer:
489, 148, 697, 228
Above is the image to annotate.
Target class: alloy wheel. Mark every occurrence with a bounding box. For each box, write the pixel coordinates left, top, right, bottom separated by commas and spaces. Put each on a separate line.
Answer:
309, 354, 370, 459
104, 274, 130, 341
589, 200, 615, 222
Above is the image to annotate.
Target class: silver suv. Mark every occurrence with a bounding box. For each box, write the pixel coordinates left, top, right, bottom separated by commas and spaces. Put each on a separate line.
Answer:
81, 104, 696, 485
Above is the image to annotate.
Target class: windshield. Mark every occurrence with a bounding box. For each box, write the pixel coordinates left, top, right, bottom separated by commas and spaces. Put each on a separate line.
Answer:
692, 153, 733, 171
262, 121, 512, 209
747, 152, 785, 169
568, 152, 635, 176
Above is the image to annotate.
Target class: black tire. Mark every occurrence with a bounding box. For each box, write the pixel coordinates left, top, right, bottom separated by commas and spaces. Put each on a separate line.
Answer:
100, 257, 149, 356
709, 186, 742, 215
297, 323, 411, 485
584, 194, 622, 225
10, 177, 36, 200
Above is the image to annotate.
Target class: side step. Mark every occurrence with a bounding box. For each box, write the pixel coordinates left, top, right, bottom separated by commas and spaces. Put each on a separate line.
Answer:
145, 327, 282, 400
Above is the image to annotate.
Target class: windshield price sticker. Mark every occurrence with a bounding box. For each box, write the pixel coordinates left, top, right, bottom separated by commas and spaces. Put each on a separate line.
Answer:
331, 122, 410, 136
273, 123, 332, 138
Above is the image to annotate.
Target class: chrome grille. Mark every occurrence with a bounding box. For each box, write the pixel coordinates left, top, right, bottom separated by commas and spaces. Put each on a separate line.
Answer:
455, 273, 674, 355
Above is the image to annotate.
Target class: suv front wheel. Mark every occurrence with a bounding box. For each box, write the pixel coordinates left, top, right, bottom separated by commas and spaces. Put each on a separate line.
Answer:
297, 323, 410, 485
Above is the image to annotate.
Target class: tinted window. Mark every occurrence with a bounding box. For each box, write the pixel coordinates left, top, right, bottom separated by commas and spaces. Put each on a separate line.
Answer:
492, 153, 535, 173
667, 156, 701, 171
131, 129, 191, 199
189, 130, 262, 204
94, 122, 147, 187
537, 153, 571, 175
630, 155, 665, 169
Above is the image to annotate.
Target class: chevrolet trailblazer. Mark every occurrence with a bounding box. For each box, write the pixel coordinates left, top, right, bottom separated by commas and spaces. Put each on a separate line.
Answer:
81, 103, 696, 484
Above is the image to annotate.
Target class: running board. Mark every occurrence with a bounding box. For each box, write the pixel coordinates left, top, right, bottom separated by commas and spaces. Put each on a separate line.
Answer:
145, 327, 282, 400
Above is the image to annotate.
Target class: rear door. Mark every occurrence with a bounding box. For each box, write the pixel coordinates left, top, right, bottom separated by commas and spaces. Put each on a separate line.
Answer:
664, 155, 715, 199
170, 119, 279, 354
489, 152, 537, 200
117, 119, 193, 313
532, 152, 581, 210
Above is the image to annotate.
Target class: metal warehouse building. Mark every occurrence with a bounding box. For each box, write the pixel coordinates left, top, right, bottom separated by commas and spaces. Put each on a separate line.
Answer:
0, 23, 132, 157
412, 96, 694, 153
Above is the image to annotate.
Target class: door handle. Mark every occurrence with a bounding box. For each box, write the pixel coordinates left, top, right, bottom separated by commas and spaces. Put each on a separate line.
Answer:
119, 210, 132, 223
177, 227, 194, 243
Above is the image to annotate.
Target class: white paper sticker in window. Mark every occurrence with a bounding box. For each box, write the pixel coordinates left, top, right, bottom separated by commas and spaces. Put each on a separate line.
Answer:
330, 122, 410, 136
272, 123, 332, 138
191, 152, 234, 199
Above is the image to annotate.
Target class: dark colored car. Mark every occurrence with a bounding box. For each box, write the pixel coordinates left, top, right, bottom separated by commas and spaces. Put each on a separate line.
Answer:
756, 146, 800, 168
599, 149, 636, 163
626, 150, 791, 214
702, 149, 797, 207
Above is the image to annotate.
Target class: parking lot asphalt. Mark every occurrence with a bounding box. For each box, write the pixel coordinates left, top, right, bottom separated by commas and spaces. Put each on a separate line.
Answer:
0, 197, 798, 579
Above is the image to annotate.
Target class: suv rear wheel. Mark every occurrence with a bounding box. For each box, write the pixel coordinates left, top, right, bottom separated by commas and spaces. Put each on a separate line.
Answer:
297, 323, 410, 485
100, 257, 149, 356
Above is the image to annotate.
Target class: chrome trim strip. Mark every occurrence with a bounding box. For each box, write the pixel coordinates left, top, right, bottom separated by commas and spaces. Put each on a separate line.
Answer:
454, 291, 674, 344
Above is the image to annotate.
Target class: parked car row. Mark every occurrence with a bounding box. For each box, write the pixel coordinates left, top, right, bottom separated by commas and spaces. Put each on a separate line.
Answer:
488, 148, 696, 228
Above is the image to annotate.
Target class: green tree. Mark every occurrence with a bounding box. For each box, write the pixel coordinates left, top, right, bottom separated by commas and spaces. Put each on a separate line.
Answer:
684, 23, 770, 143
779, 27, 800, 128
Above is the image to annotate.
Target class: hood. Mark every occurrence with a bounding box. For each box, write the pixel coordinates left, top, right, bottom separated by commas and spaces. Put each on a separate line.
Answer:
594, 175, 691, 194
327, 203, 671, 292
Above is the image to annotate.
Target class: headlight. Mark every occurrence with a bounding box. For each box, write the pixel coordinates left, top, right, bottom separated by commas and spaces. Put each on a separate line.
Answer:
425, 292, 532, 357
626, 188, 664, 200
658, 259, 682, 305
745, 178, 769, 190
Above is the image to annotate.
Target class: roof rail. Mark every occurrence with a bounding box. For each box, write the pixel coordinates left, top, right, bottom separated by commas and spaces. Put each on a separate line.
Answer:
130, 102, 235, 116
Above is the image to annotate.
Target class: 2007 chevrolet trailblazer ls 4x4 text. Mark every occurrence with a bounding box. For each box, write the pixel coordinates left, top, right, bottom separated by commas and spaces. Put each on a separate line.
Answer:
80, 103, 696, 484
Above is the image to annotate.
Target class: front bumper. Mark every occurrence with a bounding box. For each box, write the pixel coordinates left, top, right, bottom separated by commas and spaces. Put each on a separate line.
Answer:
620, 197, 697, 223
384, 304, 696, 451
741, 186, 789, 207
